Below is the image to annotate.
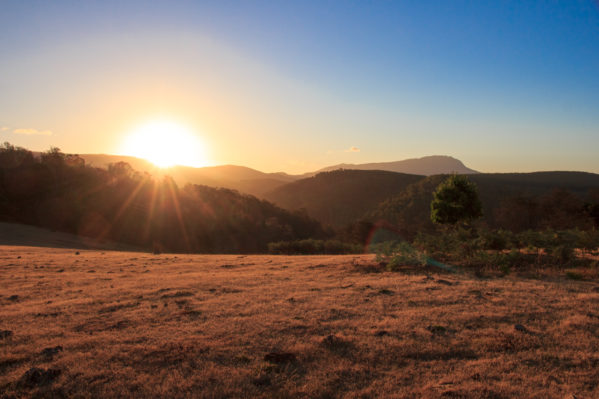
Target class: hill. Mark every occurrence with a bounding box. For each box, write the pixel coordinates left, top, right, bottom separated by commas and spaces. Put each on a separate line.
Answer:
165, 165, 297, 198
371, 171, 599, 236
78, 154, 479, 197
468, 171, 599, 198
0, 222, 140, 251
264, 168, 599, 232
264, 169, 424, 227
0, 144, 325, 253
314, 155, 478, 176
77, 153, 158, 174
77, 154, 478, 197
79, 154, 298, 198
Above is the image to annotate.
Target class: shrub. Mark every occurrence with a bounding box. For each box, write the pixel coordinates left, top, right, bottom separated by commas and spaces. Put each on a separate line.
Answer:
373, 241, 428, 271
268, 239, 361, 255
477, 229, 512, 251
576, 230, 599, 256
551, 245, 575, 265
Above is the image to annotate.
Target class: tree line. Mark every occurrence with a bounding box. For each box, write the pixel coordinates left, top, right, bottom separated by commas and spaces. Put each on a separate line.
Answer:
0, 143, 326, 253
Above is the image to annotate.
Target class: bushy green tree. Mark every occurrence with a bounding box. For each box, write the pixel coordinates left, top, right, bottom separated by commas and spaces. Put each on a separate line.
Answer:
430, 174, 482, 226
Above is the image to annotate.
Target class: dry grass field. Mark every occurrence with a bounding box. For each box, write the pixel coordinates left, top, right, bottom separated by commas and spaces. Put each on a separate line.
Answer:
1, 246, 599, 398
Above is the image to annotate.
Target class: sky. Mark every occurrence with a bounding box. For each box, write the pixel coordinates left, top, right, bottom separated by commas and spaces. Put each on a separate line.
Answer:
1, 1, 598, 174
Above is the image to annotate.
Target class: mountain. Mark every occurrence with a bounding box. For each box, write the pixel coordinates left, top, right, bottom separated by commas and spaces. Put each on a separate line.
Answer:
77, 154, 476, 197
79, 154, 298, 198
314, 155, 478, 176
164, 165, 298, 198
264, 169, 424, 227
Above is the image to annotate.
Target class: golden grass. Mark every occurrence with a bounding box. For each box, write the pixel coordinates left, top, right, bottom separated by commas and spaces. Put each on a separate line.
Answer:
1, 246, 598, 398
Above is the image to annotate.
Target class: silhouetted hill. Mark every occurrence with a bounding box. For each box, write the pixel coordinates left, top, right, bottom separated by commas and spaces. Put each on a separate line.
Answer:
1, 144, 326, 253
313, 155, 478, 176
167, 165, 297, 198
79, 154, 158, 173
468, 172, 599, 198
264, 169, 424, 227
77, 154, 477, 197
78, 154, 298, 198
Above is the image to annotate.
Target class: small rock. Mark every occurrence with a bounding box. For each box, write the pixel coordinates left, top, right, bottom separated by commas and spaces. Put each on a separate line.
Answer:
8, 295, 19, 302
0, 330, 13, 339
40, 346, 63, 359
75, 251, 80, 255
514, 324, 528, 333
17, 256, 21, 259
19, 367, 61, 388
374, 330, 389, 337
436, 279, 453, 286
378, 289, 394, 295
264, 352, 296, 364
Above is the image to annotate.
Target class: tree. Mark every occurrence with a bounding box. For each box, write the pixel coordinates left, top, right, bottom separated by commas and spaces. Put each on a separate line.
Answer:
494, 195, 539, 232
430, 174, 482, 226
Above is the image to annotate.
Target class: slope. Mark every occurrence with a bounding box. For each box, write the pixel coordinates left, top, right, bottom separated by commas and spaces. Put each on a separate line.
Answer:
264, 169, 424, 227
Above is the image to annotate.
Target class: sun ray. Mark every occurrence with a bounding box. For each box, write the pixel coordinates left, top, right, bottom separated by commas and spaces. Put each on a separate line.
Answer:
166, 177, 191, 252
143, 179, 159, 240
98, 177, 147, 241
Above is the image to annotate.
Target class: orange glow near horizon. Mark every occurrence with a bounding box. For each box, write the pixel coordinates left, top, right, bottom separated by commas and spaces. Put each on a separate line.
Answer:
119, 120, 208, 168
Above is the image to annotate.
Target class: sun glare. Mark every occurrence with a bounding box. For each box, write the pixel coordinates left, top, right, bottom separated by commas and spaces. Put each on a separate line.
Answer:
120, 120, 207, 168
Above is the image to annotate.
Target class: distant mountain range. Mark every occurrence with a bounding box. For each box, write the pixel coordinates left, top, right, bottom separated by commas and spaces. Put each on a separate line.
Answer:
79, 154, 296, 198
313, 155, 479, 176
78, 154, 479, 197
32, 151, 599, 231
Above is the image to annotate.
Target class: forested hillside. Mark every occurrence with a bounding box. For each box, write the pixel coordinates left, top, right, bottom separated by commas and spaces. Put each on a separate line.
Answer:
370, 172, 599, 238
264, 169, 424, 227
0, 143, 325, 253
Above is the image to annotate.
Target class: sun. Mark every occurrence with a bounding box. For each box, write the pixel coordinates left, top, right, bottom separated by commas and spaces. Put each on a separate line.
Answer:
120, 120, 207, 168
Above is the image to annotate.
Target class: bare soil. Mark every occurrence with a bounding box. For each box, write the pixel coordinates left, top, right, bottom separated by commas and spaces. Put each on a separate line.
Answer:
1, 246, 598, 398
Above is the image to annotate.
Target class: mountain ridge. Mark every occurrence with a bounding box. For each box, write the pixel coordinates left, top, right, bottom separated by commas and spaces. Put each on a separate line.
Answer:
71, 153, 479, 197
314, 155, 479, 176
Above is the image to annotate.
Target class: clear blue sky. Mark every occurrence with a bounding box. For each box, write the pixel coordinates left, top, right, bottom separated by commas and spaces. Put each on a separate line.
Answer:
1, 1, 598, 173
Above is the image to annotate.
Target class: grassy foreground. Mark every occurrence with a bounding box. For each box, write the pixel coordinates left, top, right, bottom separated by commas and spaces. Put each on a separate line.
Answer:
1, 246, 598, 398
